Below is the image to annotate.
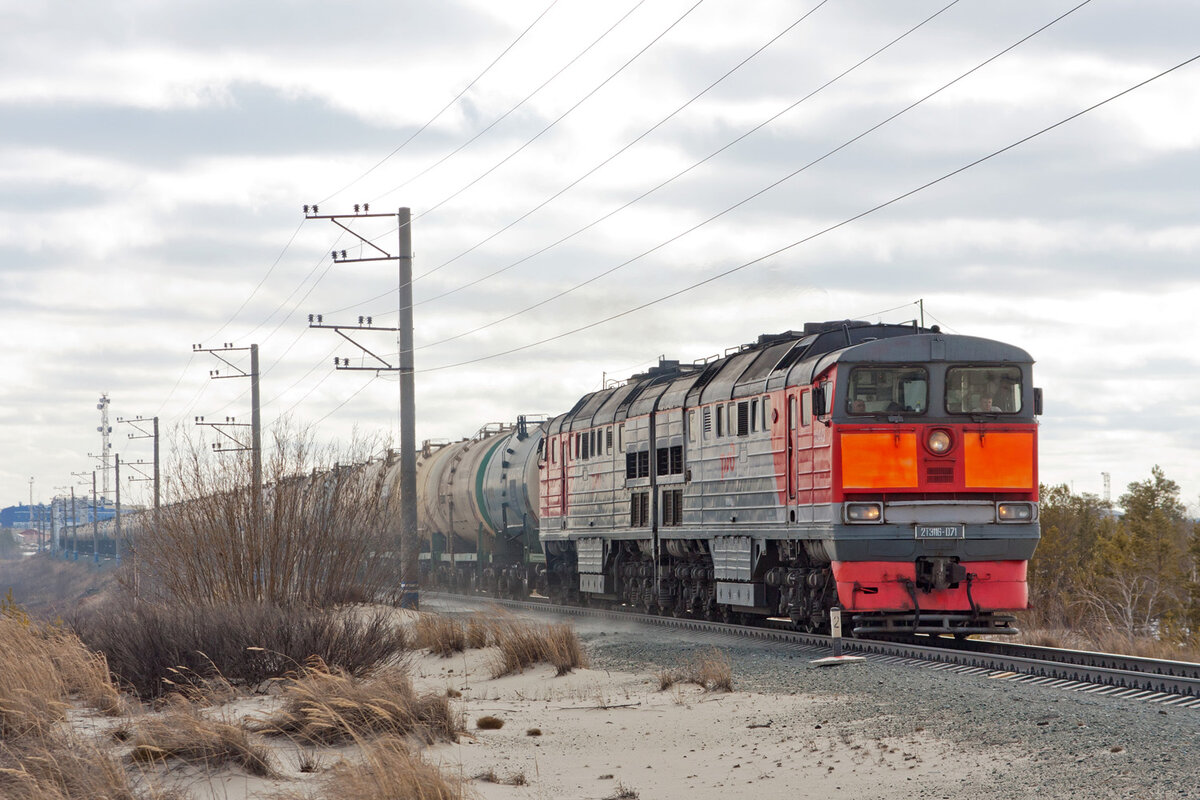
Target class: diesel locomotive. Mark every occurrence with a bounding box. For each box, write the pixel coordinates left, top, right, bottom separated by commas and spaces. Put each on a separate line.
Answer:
417, 319, 1042, 636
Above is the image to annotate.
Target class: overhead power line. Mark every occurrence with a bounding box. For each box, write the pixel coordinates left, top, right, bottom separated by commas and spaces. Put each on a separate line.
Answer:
406, 0, 1093, 354
409, 49, 1200, 374
376, 0, 652, 200
319, 0, 565, 205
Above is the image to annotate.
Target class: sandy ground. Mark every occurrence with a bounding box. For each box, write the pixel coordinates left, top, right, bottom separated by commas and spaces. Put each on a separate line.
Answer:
62, 608, 1031, 800
415, 648, 1017, 800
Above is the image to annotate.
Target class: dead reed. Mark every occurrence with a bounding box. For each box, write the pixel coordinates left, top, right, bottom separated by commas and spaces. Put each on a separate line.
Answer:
465, 615, 491, 649
127, 709, 275, 777
414, 613, 466, 656
657, 646, 733, 692
249, 660, 459, 745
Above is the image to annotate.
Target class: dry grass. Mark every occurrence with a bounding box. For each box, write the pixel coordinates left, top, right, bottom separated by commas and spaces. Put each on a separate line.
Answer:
286, 736, 468, 800
657, 647, 733, 692
488, 616, 588, 678
465, 615, 491, 649
475, 715, 503, 730
0, 734, 183, 800
414, 613, 466, 657
0, 603, 121, 741
250, 660, 459, 745
127, 709, 275, 777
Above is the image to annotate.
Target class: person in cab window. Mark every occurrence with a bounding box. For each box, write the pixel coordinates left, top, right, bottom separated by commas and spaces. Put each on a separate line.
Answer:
851, 399, 866, 414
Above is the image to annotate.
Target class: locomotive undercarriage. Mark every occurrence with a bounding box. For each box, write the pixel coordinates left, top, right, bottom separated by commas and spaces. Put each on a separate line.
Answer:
540, 537, 1019, 637
543, 538, 841, 631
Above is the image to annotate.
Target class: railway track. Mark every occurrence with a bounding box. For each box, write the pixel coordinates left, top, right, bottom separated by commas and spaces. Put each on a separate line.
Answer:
425, 592, 1200, 708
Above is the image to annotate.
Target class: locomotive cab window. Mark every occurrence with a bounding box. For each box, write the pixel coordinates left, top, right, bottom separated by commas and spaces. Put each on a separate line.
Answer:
846, 367, 928, 415
946, 366, 1022, 414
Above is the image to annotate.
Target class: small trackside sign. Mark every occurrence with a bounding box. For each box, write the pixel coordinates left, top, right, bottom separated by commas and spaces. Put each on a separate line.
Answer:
915, 525, 964, 539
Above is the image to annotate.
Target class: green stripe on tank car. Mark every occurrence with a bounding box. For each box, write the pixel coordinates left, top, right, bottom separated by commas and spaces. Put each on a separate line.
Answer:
474, 435, 509, 533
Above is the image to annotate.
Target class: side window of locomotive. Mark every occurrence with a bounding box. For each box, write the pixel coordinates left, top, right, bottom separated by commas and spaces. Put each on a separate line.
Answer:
716, 405, 724, 437
845, 367, 928, 415
761, 396, 770, 429
789, 396, 797, 430
945, 366, 1023, 414
607, 427, 614, 453
688, 411, 696, 443
750, 399, 758, 433
801, 391, 812, 427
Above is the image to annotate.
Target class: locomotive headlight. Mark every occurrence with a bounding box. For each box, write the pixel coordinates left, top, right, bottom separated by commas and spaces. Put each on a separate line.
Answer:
997, 502, 1034, 522
845, 502, 883, 523
927, 429, 952, 454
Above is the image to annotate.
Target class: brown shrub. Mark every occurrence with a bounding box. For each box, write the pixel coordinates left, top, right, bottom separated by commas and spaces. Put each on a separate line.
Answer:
475, 715, 503, 730
69, 601, 408, 699
127, 709, 274, 777
414, 613, 465, 657
250, 660, 458, 745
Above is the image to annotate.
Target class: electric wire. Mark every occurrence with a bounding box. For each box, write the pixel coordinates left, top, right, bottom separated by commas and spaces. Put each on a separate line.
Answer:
408, 0, 837, 286
376, 0, 651, 200
318, 0, 564, 206
404, 0, 1089, 354
326, 0, 934, 319
406, 49, 1200, 375
398, 0, 708, 227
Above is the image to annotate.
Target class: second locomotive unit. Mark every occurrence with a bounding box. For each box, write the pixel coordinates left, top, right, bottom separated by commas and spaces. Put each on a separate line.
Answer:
416, 319, 1041, 636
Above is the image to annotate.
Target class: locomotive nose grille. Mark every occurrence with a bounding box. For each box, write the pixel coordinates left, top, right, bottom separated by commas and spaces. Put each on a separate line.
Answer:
925, 465, 955, 484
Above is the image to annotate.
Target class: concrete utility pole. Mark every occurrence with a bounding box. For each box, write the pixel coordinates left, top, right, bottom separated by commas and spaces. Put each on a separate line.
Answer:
119, 415, 161, 515
114, 454, 121, 566
70, 486, 78, 560
192, 344, 262, 510
91, 471, 99, 564
304, 204, 419, 609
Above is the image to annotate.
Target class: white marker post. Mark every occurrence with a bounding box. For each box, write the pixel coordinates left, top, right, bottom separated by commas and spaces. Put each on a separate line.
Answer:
831, 606, 843, 657
810, 606, 866, 667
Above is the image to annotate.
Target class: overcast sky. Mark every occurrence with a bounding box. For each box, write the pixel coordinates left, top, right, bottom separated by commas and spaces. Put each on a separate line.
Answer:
2, 0, 1198, 514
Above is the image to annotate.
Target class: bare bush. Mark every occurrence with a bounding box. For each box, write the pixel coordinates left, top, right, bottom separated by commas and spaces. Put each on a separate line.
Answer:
475, 715, 503, 730
128, 709, 275, 776
414, 613, 466, 656
69, 601, 407, 699
250, 660, 458, 745
135, 423, 399, 608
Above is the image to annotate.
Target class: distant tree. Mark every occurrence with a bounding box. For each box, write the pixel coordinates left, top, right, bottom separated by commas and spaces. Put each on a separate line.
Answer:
0, 529, 17, 560
1081, 466, 1193, 643
1027, 483, 1114, 628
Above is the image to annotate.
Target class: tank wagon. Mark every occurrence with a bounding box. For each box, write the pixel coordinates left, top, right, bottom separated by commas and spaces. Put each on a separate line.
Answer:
412, 319, 1041, 636
411, 416, 546, 596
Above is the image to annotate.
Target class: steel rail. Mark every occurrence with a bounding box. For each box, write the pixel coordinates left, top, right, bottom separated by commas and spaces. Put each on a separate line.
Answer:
427, 592, 1200, 704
